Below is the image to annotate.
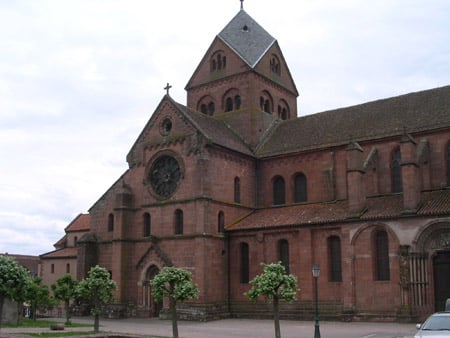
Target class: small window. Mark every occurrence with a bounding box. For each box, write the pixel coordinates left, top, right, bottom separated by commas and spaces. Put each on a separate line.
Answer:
51, 264, 55, 274
328, 236, 342, 282
240, 242, 249, 283
66, 263, 70, 274
74, 236, 78, 246
218, 211, 225, 233
211, 51, 226, 72
392, 148, 402, 193
235, 95, 241, 110
234, 177, 241, 203
375, 230, 390, 281
273, 176, 285, 205
143, 213, 151, 237
108, 213, 114, 232
175, 209, 183, 235
278, 239, 290, 274
294, 173, 307, 203
270, 54, 281, 75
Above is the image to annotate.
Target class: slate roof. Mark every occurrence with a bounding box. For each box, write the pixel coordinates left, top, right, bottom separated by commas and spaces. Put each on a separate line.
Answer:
218, 9, 275, 68
257, 85, 450, 157
227, 189, 450, 231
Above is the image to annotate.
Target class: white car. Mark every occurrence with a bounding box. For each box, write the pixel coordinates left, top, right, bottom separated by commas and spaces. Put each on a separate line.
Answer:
414, 312, 450, 338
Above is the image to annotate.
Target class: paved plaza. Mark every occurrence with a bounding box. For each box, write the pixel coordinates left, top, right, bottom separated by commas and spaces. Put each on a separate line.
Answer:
0, 317, 419, 338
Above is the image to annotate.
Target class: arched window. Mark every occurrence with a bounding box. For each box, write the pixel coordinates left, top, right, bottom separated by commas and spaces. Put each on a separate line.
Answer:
108, 213, 114, 232
74, 236, 78, 246
446, 143, 450, 186
226, 97, 233, 111
218, 211, 225, 233
211, 51, 226, 72
328, 236, 342, 282
234, 177, 241, 203
143, 213, 151, 237
197, 96, 215, 115
270, 54, 281, 75
174, 209, 183, 235
66, 263, 70, 273
375, 230, 390, 281
392, 148, 402, 193
235, 95, 241, 110
260, 91, 273, 114
240, 242, 249, 283
294, 173, 307, 203
273, 176, 285, 205
278, 239, 290, 274
277, 100, 290, 120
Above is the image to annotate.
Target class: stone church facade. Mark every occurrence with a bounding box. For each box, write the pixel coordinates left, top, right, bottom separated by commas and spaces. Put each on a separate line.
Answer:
70, 9, 450, 321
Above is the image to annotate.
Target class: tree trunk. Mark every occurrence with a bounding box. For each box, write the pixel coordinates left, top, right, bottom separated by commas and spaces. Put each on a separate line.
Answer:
0, 296, 4, 329
64, 300, 71, 324
273, 295, 281, 338
170, 295, 178, 338
94, 314, 100, 333
16, 301, 22, 325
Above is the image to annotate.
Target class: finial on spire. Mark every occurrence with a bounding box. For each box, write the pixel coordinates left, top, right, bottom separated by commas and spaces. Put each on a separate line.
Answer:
164, 82, 172, 96
240, 0, 244, 10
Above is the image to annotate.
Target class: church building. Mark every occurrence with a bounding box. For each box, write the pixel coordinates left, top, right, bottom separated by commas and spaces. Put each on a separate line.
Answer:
67, 7, 450, 321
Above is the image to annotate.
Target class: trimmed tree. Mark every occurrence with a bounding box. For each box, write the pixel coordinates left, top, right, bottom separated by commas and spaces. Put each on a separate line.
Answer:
245, 262, 299, 338
51, 274, 78, 324
0, 255, 30, 328
77, 265, 116, 333
26, 276, 55, 320
150, 266, 199, 338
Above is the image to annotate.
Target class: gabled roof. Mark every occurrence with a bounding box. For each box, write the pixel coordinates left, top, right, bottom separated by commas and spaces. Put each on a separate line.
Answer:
257, 85, 450, 156
227, 189, 450, 231
65, 213, 90, 232
40, 247, 78, 259
218, 10, 275, 68
173, 99, 255, 156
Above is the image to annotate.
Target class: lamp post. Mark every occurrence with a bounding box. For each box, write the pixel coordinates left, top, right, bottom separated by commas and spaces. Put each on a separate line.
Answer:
312, 263, 321, 338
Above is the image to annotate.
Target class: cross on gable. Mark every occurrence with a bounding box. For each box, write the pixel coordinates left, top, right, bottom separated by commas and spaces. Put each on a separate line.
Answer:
164, 83, 172, 95
240, 0, 244, 10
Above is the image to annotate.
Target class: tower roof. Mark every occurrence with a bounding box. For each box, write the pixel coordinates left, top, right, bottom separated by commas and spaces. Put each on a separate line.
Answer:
218, 10, 276, 68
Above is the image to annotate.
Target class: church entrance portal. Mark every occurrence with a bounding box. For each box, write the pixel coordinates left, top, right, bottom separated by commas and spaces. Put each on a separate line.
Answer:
433, 251, 450, 312
144, 265, 162, 317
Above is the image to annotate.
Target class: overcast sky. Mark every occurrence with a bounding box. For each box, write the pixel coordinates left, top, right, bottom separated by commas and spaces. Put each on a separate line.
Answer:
1, 0, 449, 256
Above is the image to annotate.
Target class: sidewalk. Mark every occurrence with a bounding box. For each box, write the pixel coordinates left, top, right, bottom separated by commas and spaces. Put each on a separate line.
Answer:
0, 317, 418, 338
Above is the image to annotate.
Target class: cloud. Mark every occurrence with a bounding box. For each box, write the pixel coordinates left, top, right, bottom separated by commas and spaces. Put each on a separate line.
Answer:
0, 0, 449, 256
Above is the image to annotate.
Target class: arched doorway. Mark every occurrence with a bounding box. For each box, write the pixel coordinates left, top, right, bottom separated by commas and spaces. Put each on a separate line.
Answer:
433, 251, 450, 312
143, 265, 162, 317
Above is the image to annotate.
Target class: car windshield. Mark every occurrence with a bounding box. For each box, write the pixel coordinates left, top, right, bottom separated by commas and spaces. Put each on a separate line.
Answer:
422, 315, 450, 330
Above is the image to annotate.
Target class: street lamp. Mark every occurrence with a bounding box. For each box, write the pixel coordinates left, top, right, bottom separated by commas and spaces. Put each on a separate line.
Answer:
312, 263, 321, 338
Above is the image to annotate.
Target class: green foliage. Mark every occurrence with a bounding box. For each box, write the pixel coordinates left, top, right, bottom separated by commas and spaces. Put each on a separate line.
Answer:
76, 265, 116, 333
150, 266, 199, 303
245, 262, 299, 303
51, 274, 78, 324
26, 276, 56, 319
150, 266, 199, 338
0, 255, 30, 301
77, 265, 116, 316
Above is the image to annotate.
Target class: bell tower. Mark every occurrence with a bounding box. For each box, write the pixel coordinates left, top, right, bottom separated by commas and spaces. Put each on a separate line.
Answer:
185, 9, 298, 149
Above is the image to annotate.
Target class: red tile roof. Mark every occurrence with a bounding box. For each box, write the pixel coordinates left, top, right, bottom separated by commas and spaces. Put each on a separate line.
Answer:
65, 213, 90, 232
40, 247, 77, 259
227, 189, 450, 231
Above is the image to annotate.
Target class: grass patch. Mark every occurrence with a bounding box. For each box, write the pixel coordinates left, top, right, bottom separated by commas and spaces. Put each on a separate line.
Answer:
4, 318, 91, 328
28, 331, 97, 337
